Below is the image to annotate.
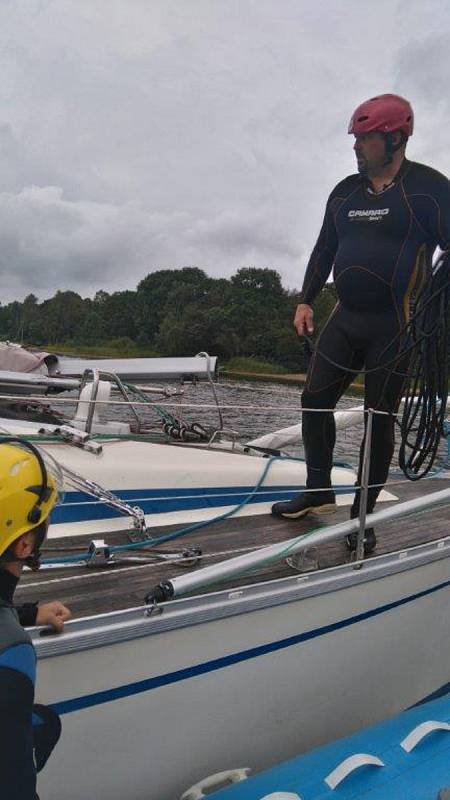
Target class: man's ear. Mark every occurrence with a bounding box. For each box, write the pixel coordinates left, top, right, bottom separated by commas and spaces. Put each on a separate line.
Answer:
392, 131, 403, 147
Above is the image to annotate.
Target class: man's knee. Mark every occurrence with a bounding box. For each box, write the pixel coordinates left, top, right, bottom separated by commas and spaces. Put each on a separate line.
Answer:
301, 388, 324, 410
32, 704, 62, 773
371, 413, 395, 446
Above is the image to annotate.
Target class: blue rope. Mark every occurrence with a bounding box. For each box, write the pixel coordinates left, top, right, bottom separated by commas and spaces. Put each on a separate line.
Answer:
42, 455, 318, 566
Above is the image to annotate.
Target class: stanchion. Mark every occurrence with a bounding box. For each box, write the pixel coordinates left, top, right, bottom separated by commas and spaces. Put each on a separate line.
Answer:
355, 408, 373, 563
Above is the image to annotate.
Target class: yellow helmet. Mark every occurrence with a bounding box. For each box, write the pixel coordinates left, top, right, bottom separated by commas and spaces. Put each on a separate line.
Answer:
0, 440, 59, 558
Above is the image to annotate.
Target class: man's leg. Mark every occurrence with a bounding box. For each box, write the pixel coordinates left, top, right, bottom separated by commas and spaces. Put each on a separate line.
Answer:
347, 317, 410, 551
355, 322, 409, 513
32, 704, 61, 773
272, 307, 363, 518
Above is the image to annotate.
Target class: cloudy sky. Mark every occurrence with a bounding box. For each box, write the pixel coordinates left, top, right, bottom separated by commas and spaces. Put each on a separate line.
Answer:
0, 0, 449, 302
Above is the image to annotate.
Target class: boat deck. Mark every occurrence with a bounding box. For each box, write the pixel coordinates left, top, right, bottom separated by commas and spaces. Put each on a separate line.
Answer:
16, 475, 450, 619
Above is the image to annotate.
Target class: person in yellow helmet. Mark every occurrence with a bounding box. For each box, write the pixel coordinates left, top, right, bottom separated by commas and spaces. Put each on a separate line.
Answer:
0, 440, 70, 800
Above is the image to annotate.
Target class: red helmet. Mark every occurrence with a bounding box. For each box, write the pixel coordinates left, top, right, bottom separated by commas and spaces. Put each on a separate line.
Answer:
348, 94, 414, 137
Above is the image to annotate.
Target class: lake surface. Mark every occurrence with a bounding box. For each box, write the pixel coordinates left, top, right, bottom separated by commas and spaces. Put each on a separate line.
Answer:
55, 373, 446, 478
137, 377, 448, 476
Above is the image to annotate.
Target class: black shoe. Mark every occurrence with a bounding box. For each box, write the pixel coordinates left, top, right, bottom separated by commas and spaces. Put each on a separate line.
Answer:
271, 490, 337, 519
346, 503, 377, 555
346, 527, 377, 555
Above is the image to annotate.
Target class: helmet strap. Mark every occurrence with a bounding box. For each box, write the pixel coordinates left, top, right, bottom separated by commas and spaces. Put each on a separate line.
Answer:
382, 131, 407, 166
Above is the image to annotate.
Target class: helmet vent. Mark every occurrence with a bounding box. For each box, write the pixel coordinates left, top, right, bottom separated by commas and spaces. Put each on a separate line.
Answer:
370, 97, 379, 101
357, 115, 369, 122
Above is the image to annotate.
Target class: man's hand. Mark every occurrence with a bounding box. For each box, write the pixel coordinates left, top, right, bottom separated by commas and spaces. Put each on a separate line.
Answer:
36, 602, 71, 633
294, 304, 314, 336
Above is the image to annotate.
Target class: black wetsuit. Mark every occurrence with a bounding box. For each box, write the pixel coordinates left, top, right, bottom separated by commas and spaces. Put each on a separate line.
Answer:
0, 570, 61, 800
300, 158, 450, 510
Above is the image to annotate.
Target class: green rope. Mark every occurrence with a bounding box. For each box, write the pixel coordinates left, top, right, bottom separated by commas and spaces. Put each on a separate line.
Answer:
41, 454, 327, 565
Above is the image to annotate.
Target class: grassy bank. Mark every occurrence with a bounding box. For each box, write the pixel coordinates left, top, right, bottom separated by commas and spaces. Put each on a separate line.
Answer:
222, 370, 364, 396
32, 341, 160, 359
221, 356, 364, 395
221, 356, 301, 384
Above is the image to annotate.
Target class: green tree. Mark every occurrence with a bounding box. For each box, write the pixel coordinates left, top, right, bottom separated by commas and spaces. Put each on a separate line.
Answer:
231, 267, 285, 301
100, 291, 139, 340
74, 310, 107, 345
136, 267, 209, 341
39, 291, 87, 343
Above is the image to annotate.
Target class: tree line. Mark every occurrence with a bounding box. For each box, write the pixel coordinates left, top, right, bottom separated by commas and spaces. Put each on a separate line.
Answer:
0, 268, 337, 371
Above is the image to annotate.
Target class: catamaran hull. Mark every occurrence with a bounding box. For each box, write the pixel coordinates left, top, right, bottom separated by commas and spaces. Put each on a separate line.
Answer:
34, 539, 450, 800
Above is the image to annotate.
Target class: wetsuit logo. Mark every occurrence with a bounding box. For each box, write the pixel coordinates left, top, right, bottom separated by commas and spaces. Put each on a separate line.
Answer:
348, 208, 390, 222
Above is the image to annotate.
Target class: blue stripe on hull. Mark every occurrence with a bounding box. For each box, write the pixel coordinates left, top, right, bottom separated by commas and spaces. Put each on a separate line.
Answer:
50, 576, 450, 716
52, 484, 355, 524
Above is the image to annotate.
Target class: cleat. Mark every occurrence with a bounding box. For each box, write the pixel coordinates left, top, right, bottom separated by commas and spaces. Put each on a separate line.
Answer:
271, 490, 336, 519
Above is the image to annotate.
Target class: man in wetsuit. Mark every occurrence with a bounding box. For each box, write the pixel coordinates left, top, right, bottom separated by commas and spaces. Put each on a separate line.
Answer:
272, 94, 450, 553
0, 441, 69, 799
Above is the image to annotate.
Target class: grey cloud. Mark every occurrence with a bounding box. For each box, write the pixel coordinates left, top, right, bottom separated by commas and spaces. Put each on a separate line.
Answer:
394, 30, 450, 167
0, 0, 448, 302
0, 185, 302, 300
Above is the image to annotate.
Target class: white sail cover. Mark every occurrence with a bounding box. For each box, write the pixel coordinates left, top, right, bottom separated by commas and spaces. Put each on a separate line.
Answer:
56, 355, 218, 382
247, 407, 364, 450
0, 343, 218, 383
0, 341, 56, 374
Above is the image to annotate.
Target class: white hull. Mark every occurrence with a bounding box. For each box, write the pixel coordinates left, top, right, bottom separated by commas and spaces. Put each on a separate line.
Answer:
34, 538, 450, 800
0, 417, 368, 538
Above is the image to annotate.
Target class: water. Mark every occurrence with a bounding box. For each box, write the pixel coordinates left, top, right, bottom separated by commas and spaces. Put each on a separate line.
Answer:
117, 379, 359, 470
57, 375, 447, 476
147, 377, 448, 475
181, 378, 363, 460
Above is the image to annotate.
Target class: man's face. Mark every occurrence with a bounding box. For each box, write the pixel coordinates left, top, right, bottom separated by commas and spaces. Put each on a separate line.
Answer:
353, 131, 386, 174
11, 518, 49, 572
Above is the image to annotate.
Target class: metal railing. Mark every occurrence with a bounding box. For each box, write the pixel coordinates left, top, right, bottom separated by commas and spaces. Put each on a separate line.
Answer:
78, 368, 143, 434
0, 382, 448, 573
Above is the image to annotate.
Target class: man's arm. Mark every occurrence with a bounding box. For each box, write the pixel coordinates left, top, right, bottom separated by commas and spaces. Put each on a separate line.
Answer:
299, 195, 339, 307
433, 172, 450, 252
17, 601, 71, 632
294, 194, 339, 336
16, 602, 38, 627
409, 167, 450, 254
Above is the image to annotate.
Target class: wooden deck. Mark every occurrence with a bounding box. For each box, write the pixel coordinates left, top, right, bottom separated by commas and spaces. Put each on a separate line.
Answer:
16, 476, 450, 619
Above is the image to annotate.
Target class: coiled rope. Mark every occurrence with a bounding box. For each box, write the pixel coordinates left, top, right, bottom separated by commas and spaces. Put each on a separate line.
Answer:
398, 253, 450, 479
